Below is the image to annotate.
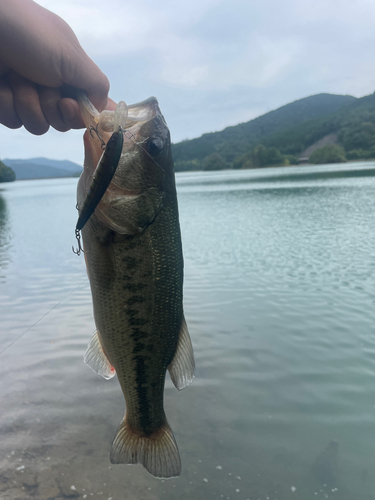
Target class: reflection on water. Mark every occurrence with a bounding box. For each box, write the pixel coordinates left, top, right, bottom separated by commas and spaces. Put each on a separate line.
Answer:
1, 164, 375, 499
0, 192, 11, 282
313, 441, 339, 488
176, 161, 375, 188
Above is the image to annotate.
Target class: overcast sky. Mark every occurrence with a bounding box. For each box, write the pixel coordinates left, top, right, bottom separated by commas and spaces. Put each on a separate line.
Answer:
1, 0, 375, 164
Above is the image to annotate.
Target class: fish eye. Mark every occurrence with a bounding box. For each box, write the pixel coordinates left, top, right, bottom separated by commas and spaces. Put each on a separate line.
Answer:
148, 137, 164, 156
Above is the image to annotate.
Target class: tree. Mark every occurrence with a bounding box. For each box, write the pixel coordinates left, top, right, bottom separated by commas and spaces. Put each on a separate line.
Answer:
338, 122, 375, 151
250, 145, 286, 167
233, 145, 291, 169
0, 161, 15, 182
284, 154, 299, 165
309, 145, 346, 164
174, 159, 202, 172
233, 153, 253, 169
202, 153, 227, 171
346, 149, 370, 160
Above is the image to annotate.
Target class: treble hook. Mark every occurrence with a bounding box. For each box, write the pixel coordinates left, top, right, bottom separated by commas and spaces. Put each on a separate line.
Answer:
89, 125, 106, 150
72, 228, 85, 256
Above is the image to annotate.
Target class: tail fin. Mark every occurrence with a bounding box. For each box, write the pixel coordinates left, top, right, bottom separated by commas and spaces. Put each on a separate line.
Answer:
110, 416, 181, 478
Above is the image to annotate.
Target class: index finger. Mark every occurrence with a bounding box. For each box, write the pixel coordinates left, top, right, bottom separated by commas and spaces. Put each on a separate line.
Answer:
67, 51, 109, 112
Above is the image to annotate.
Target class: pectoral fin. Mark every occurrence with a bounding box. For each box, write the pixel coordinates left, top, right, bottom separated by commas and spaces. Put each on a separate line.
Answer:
168, 315, 195, 390
84, 331, 116, 380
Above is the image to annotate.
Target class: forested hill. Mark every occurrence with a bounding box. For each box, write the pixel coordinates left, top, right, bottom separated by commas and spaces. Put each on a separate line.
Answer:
0, 161, 15, 182
261, 92, 375, 156
171, 93, 357, 171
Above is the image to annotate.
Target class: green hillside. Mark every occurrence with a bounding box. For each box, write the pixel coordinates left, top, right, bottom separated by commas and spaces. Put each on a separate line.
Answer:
261, 92, 375, 159
0, 160, 15, 183
171, 93, 357, 171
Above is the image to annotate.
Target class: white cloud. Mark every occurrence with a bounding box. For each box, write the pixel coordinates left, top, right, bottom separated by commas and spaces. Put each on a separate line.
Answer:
2, 0, 375, 159
293, 0, 375, 25
213, 35, 302, 88
161, 64, 209, 87
37, 0, 160, 57
37, 0, 221, 56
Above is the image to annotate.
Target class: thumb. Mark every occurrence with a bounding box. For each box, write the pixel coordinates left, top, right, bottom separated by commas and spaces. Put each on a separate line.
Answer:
61, 45, 110, 112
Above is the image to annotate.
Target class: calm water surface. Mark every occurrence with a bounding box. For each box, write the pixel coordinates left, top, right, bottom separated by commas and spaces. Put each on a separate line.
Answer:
1, 162, 375, 499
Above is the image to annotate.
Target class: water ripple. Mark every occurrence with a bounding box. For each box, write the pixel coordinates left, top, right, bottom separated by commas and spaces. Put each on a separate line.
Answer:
1, 172, 375, 499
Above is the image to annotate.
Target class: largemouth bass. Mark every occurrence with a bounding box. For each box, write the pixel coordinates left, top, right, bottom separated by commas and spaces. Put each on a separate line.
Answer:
76, 94, 195, 478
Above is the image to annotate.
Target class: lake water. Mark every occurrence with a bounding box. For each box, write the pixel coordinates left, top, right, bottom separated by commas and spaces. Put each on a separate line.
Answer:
1, 162, 375, 500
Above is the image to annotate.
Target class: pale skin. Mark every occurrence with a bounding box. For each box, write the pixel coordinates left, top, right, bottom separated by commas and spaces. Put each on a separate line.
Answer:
0, 0, 113, 135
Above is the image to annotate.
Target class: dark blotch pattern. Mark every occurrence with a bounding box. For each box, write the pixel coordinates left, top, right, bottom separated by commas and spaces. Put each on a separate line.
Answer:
122, 283, 147, 293
122, 256, 139, 270
133, 354, 154, 433
125, 295, 146, 306
129, 328, 149, 341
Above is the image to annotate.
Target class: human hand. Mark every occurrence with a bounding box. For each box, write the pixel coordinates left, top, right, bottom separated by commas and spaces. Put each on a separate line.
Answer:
0, 0, 109, 135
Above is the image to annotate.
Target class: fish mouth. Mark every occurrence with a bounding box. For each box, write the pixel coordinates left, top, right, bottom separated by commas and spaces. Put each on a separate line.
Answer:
76, 96, 160, 232
126, 97, 159, 124
79, 91, 159, 139
76, 94, 168, 236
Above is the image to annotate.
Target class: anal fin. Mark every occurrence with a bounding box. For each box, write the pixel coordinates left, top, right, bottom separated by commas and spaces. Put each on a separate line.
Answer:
84, 331, 116, 380
168, 315, 195, 391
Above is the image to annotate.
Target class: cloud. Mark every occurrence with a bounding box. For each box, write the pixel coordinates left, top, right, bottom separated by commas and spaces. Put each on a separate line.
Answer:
36, 0, 302, 90
2, 0, 375, 160
37, 0, 219, 56
31, 0, 375, 97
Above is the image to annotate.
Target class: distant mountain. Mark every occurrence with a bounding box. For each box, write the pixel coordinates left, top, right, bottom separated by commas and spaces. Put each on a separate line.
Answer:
3, 91, 374, 178
171, 93, 357, 170
2, 157, 82, 180
23, 157, 82, 172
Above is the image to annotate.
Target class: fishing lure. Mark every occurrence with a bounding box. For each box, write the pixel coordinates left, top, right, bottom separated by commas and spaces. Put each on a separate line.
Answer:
73, 99, 128, 255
